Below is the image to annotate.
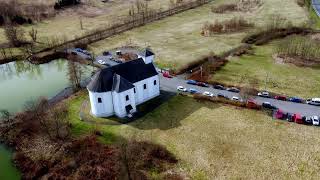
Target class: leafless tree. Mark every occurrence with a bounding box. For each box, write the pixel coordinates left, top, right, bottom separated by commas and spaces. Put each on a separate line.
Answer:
28, 28, 38, 43
68, 61, 83, 90
4, 24, 26, 47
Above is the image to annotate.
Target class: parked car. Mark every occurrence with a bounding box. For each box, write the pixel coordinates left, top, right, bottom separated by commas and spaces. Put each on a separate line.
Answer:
258, 91, 270, 98
293, 114, 303, 124
197, 82, 210, 87
217, 93, 228, 99
177, 86, 187, 92
262, 102, 277, 109
288, 97, 304, 103
186, 80, 198, 85
163, 72, 173, 78
303, 116, 313, 125
306, 98, 320, 106
188, 88, 199, 94
285, 112, 294, 122
75, 48, 83, 52
203, 91, 214, 97
312, 116, 320, 126
213, 84, 226, 90
97, 60, 107, 65
247, 99, 260, 109
274, 95, 287, 101
82, 50, 91, 56
227, 87, 240, 93
231, 96, 240, 101
103, 51, 111, 56
274, 109, 285, 119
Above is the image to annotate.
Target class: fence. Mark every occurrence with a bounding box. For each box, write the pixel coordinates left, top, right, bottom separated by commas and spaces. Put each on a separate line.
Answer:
36, 0, 210, 54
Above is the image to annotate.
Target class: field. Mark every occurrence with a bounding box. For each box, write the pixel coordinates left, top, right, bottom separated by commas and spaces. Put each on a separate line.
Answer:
0, 0, 178, 44
211, 40, 320, 98
88, 0, 308, 70
66, 91, 320, 179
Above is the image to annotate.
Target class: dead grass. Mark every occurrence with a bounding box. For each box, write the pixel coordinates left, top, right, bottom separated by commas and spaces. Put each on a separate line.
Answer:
67, 93, 320, 179
88, 0, 308, 70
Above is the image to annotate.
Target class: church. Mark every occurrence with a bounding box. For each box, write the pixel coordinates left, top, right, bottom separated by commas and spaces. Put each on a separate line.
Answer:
87, 49, 160, 118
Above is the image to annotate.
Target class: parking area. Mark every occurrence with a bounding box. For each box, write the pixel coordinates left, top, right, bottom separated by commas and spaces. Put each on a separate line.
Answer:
159, 74, 320, 117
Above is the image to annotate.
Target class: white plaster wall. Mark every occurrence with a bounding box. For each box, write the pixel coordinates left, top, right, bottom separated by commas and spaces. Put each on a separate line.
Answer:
138, 55, 154, 64
88, 91, 114, 117
133, 75, 160, 105
112, 88, 136, 118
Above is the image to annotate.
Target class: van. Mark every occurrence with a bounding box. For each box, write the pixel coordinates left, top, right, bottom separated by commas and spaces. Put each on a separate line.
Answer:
306, 98, 320, 106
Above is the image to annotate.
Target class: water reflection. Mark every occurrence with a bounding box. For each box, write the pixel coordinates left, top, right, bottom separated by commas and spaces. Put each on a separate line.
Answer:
0, 59, 91, 113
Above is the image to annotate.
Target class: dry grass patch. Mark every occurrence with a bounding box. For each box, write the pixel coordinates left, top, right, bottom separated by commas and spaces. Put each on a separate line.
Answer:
89, 0, 308, 70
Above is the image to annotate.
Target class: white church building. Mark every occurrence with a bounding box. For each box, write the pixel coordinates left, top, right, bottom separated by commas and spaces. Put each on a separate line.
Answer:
87, 49, 160, 118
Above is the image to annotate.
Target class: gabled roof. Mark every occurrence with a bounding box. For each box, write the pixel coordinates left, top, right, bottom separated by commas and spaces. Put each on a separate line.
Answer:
140, 48, 154, 57
112, 74, 134, 93
87, 58, 158, 93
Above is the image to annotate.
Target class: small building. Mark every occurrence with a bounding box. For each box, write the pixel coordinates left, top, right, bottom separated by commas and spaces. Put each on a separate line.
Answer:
87, 49, 160, 118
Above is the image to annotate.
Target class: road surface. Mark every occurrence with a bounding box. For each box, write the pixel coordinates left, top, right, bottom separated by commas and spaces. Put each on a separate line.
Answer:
159, 74, 320, 116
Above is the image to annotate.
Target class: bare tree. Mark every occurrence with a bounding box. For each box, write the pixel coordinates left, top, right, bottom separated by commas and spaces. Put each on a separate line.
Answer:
4, 24, 26, 47
28, 28, 38, 43
67, 61, 83, 90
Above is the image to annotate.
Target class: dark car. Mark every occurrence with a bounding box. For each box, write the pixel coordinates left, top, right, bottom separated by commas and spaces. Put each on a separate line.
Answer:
186, 80, 198, 85
288, 97, 304, 103
103, 51, 111, 56
188, 88, 199, 94
197, 82, 209, 87
217, 93, 229, 99
213, 84, 226, 90
262, 102, 277, 110
274, 95, 287, 101
227, 87, 240, 93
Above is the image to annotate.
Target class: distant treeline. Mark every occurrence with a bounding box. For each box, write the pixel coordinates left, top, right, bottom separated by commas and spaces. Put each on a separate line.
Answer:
54, 0, 81, 9
0, 0, 81, 26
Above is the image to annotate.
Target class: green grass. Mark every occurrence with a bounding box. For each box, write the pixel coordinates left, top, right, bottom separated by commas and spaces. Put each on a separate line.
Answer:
64, 91, 320, 179
88, 0, 308, 70
211, 41, 320, 98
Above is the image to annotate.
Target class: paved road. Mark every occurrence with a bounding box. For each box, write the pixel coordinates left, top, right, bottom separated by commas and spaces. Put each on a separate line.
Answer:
159, 75, 320, 116
312, 0, 320, 17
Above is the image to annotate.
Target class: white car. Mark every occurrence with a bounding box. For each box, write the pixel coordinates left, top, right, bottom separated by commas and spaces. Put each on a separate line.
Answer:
312, 116, 320, 126
203, 91, 213, 97
258, 91, 270, 98
306, 98, 320, 106
177, 86, 187, 92
232, 96, 241, 101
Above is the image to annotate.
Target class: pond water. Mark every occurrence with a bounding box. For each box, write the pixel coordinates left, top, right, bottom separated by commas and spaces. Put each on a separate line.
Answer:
0, 59, 92, 180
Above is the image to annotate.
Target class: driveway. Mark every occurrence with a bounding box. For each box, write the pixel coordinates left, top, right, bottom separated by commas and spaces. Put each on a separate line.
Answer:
159, 74, 320, 116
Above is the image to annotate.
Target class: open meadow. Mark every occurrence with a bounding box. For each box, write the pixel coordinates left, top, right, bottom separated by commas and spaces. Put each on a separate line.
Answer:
88, 0, 308, 70
0, 0, 178, 45
66, 91, 320, 179
211, 38, 320, 98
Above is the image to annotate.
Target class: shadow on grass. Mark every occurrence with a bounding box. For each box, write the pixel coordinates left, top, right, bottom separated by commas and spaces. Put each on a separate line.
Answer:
127, 93, 222, 130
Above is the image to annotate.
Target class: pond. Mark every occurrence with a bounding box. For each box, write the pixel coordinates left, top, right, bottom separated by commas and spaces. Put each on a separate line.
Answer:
0, 59, 92, 180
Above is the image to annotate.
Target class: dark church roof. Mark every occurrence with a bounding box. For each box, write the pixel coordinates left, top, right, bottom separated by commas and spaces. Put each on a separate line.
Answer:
140, 48, 154, 57
87, 58, 158, 93
112, 74, 134, 93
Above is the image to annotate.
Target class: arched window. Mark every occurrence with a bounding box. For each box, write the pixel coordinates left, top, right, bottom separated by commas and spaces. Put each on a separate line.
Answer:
143, 84, 147, 89
126, 95, 129, 101
154, 80, 157, 85
98, 98, 102, 103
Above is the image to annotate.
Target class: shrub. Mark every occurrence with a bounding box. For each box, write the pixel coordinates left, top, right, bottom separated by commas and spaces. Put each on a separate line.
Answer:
202, 17, 254, 35
211, 4, 237, 13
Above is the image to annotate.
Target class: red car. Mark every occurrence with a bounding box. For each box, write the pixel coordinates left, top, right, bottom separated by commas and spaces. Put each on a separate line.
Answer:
162, 71, 172, 78
247, 99, 260, 109
293, 113, 303, 124
275, 95, 287, 101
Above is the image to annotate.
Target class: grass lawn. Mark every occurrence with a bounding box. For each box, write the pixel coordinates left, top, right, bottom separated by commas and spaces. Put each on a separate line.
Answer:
65, 91, 320, 179
88, 0, 308, 70
211, 41, 320, 98
0, 0, 176, 45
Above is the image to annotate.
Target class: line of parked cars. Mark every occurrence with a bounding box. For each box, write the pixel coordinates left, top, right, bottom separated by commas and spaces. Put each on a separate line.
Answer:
273, 109, 320, 126
177, 85, 242, 102
257, 91, 320, 106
